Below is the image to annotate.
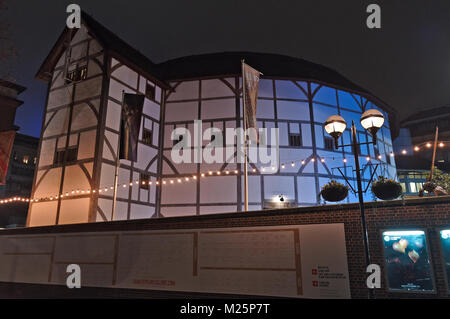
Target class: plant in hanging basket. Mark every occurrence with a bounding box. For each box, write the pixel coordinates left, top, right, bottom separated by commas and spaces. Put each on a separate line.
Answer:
321, 180, 349, 202
371, 176, 402, 200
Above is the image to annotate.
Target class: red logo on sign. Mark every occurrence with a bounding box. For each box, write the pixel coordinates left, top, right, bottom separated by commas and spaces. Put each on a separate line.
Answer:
312, 269, 318, 275
312, 281, 318, 287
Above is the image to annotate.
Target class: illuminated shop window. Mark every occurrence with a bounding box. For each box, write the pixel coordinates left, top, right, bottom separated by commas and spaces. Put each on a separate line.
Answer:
440, 229, 450, 291
400, 183, 406, 193
382, 230, 435, 292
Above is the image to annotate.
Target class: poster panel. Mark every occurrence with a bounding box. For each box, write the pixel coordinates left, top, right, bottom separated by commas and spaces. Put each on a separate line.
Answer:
382, 230, 435, 293
0, 224, 351, 298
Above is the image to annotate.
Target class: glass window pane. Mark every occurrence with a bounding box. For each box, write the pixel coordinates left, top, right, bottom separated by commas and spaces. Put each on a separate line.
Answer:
382, 230, 434, 292
440, 230, 450, 291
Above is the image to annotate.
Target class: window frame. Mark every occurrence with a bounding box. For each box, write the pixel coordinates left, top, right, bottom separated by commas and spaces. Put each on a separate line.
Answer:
288, 133, 302, 147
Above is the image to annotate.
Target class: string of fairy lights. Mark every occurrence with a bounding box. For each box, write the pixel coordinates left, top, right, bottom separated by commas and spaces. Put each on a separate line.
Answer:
0, 140, 448, 205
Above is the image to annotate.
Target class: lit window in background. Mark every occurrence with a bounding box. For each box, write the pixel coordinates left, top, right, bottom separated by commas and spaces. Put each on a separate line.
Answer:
22, 155, 29, 164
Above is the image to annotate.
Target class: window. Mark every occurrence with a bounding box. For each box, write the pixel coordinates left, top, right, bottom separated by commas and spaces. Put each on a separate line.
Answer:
65, 65, 87, 84
400, 183, 406, 193
140, 173, 151, 190
145, 83, 156, 101
54, 147, 78, 166
289, 133, 302, 147
142, 128, 152, 146
324, 137, 334, 150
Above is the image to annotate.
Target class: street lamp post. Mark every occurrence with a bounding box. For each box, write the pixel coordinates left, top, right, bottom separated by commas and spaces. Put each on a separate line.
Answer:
324, 109, 385, 298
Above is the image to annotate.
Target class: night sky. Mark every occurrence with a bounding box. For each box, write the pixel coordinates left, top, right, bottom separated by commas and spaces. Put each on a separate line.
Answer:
4, 0, 450, 137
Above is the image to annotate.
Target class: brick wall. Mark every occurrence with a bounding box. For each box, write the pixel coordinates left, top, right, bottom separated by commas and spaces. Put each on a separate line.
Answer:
1, 196, 449, 299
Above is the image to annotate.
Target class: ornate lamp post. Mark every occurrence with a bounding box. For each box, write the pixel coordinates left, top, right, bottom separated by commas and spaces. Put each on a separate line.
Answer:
324, 109, 385, 298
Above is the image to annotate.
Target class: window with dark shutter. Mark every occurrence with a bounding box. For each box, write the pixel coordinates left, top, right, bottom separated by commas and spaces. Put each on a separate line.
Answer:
53, 147, 78, 166
289, 133, 302, 147
66, 147, 78, 163
324, 137, 334, 150
65, 65, 87, 84
54, 150, 65, 165
145, 83, 156, 101
142, 128, 152, 146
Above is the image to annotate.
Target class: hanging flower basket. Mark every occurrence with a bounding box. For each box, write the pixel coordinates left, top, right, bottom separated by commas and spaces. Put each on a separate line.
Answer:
371, 176, 402, 200
321, 180, 349, 202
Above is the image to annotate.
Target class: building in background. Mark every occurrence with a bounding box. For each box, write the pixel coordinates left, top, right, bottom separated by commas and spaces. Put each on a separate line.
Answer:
0, 133, 39, 227
0, 79, 32, 227
26, 13, 399, 227
393, 106, 450, 195
0, 79, 25, 132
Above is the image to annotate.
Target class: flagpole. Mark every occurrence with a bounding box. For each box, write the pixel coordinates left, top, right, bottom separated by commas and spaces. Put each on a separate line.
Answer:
242, 59, 249, 212
112, 91, 124, 221
429, 126, 439, 181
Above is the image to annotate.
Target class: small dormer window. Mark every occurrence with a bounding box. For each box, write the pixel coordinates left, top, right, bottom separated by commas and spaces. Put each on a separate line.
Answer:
66, 65, 87, 84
